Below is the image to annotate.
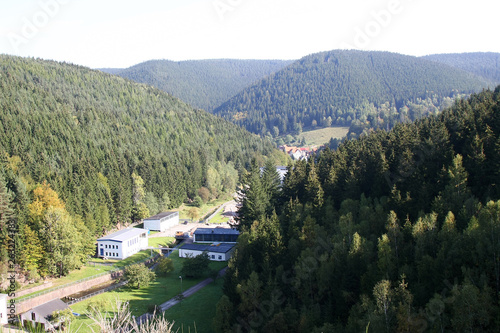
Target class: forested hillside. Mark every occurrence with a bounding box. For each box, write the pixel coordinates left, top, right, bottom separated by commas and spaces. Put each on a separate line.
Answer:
101, 59, 293, 112
214, 50, 492, 138
0, 55, 283, 279
217, 87, 500, 332
423, 52, 500, 84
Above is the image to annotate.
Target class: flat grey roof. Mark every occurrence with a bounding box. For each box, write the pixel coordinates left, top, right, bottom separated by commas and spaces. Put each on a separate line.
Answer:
182, 243, 235, 253
97, 228, 147, 242
144, 211, 178, 221
194, 228, 239, 235
32, 299, 69, 319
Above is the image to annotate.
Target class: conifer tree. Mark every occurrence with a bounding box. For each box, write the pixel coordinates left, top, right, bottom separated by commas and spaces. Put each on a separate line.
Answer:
237, 160, 268, 231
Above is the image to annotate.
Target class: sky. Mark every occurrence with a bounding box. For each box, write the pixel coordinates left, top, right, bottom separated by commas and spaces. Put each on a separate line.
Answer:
0, 0, 498, 69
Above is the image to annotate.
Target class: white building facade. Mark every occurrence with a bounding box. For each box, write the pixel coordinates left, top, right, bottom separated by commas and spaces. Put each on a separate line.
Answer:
97, 228, 148, 260
0, 294, 7, 325
179, 243, 235, 261
143, 211, 179, 232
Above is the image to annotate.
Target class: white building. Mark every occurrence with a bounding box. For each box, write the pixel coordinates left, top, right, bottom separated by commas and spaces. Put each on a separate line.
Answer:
97, 228, 148, 260
259, 166, 288, 184
276, 166, 288, 183
19, 299, 70, 331
0, 294, 7, 325
179, 243, 236, 261
143, 211, 179, 232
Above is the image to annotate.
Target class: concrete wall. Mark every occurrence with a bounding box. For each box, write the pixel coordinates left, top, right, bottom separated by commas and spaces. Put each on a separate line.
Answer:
16, 270, 124, 314
14, 282, 54, 299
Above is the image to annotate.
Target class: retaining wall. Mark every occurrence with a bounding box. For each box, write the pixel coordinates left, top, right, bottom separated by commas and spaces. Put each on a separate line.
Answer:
16, 270, 123, 313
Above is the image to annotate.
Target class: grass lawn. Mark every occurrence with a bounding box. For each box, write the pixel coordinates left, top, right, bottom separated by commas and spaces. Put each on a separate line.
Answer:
207, 209, 229, 224
298, 126, 349, 146
148, 236, 176, 248
163, 280, 224, 333
88, 250, 154, 268
70, 251, 227, 333
18, 251, 158, 302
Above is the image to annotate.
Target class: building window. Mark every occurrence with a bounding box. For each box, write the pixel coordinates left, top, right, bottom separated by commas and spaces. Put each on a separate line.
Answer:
218, 255, 222, 260
32, 312, 36, 321
211, 255, 215, 259
100, 244, 103, 247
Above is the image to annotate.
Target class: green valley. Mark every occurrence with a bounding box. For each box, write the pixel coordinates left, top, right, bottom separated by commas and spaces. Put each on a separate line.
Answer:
0, 54, 284, 279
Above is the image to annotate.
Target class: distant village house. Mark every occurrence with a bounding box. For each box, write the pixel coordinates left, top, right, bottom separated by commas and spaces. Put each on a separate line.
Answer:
279, 145, 319, 161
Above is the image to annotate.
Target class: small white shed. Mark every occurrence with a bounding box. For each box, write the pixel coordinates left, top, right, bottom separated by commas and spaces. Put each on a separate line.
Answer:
143, 211, 179, 232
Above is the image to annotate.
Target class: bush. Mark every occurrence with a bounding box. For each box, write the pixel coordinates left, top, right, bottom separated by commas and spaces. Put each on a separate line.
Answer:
124, 263, 156, 289
193, 195, 203, 208
180, 252, 210, 278
198, 187, 211, 203
87, 299, 107, 315
156, 256, 174, 276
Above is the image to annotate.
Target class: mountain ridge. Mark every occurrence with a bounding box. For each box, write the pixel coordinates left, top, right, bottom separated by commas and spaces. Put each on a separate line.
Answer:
213, 50, 493, 137
0, 54, 283, 234
422, 52, 500, 84
100, 59, 294, 111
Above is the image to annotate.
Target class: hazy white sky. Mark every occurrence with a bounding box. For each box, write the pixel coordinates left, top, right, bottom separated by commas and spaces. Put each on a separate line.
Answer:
0, 0, 498, 68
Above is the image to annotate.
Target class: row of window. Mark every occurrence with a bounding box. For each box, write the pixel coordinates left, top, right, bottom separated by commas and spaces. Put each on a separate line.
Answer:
127, 237, 139, 246
100, 244, 118, 249
105, 252, 119, 257
195, 234, 238, 242
211, 255, 223, 260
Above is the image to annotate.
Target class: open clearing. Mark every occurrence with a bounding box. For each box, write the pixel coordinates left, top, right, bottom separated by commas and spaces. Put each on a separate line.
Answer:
299, 127, 349, 146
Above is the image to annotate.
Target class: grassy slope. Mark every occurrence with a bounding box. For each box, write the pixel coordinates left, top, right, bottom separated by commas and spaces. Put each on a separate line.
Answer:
70, 251, 226, 332
18, 238, 173, 302
298, 127, 349, 146
163, 281, 224, 333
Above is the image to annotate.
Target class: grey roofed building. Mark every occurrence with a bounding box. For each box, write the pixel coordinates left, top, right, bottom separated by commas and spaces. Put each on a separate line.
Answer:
193, 228, 239, 243
144, 211, 178, 220
182, 243, 235, 253
20, 298, 70, 331
97, 228, 148, 242
179, 243, 236, 261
